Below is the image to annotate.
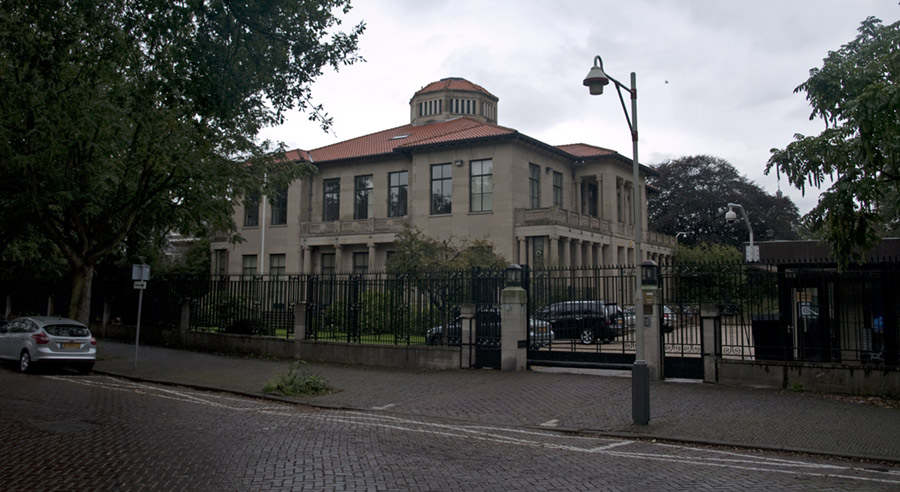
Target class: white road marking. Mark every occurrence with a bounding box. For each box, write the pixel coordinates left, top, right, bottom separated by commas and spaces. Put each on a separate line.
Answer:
539, 419, 559, 427
47, 374, 900, 486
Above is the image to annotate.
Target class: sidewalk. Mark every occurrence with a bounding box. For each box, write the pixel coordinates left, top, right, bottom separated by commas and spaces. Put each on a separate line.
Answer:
94, 340, 900, 463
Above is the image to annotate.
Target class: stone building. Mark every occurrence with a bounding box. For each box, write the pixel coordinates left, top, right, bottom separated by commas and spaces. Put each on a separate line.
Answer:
210, 77, 675, 275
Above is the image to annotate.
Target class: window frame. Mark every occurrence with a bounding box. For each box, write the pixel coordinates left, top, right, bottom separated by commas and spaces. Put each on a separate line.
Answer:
270, 186, 288, 226
323, 178, 340, 222
469, 158, 493, 213
529, 163, 541, 209
388, 171, 408, 218
243, 193, 260, 227
553, 171, 563, 208
354, 174, 373, 220
430, 163, 452, 215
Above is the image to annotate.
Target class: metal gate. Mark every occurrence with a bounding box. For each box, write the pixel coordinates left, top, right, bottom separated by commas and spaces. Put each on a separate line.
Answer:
526, 266, 638, 370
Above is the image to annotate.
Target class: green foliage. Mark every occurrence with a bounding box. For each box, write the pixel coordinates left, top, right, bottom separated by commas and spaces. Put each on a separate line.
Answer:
385, 225, 508, 273
674, 243, 742, 264
263, 361, 332, 396
767, 17, 900, 268
323, 288, 410, 336
648, 155, 800, 246
0, 0, 364, 321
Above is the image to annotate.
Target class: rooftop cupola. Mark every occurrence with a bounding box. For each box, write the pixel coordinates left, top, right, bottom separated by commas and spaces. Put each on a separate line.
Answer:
409, 77, 499, 125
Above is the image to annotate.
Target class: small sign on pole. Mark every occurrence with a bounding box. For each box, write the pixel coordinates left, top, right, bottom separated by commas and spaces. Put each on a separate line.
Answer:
131, 264, 150, 370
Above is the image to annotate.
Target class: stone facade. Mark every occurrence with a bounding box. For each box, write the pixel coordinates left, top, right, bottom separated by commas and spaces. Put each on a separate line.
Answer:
211, 77, 675, 275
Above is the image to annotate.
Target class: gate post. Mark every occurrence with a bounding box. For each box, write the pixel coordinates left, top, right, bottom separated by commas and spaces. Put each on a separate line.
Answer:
459, 303, 475, 368
701, 304, 721, 383
179, 298, 191, 335
643, 293, 663, 381
500, 265, 527, 371
293, 301, 308, 359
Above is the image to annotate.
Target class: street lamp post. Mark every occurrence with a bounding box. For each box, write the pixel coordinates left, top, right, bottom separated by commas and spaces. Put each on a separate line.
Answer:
583, 55, 649, 425
725, 203, 759, 262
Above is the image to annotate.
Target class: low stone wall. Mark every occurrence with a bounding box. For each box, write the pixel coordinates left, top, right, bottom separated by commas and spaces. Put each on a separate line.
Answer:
178, 331, 295, 359
718, 359, 900, 396
295, 340, 461, 370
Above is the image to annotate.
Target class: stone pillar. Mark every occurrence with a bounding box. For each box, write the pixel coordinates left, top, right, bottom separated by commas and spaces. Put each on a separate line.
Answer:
302, 246, 312, 274
367, 242, 376, 270
517, 237, 527, 266
549, 235, 559, 268
460, 303, 475, 368
642, 288, 663, 381
500, 284, 527, 371
701, 304, 721, 383
561, 237, 570, 268
179, 298, 191, 335
573, 177, 582, 213
573, 239, 582, 270
334, 244, 343, 272
293, 301, 308, 358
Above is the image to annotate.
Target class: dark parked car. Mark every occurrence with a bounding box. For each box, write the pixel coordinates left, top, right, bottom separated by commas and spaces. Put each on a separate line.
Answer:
623, 305, 676, 333
426, 309, 553, 348
535, 301, 623, 344
0, 316, 96, 373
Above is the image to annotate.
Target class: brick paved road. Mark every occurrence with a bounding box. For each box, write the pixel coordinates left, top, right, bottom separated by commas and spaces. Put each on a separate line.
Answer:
1, 369, 898, 491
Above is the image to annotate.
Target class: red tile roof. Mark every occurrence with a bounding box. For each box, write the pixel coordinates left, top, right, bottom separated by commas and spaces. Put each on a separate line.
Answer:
306, 117, 516, 163
414, 77, 497, 100
555, 143, 617, 158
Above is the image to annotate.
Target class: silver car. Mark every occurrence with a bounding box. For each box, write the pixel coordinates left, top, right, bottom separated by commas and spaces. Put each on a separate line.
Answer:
0, 316, 96, 373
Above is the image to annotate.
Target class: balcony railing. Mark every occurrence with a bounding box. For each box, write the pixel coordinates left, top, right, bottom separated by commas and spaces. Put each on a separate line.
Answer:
517, 207, 675, 247
301, 216, 410, 236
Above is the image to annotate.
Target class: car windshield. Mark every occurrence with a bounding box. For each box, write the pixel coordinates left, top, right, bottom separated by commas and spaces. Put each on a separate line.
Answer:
44, 324, 90, 337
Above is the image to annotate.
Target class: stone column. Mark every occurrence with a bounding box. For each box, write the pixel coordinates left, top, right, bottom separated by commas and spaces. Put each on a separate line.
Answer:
460, 303, 475, 368
642, 288, 663, 381
500, 284, 527, 371
549, 235, 559, 268
517, 237, 527, 266
573, 239, 583, 270
293, 301, 308, 359
367, 242, 376, 270
701, 304, 721, 383
334, 244, 343, 273
302, 246, 312, 274
561, 237, 571, 268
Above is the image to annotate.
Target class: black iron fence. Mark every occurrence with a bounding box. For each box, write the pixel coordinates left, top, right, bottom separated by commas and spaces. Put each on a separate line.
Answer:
3, 262, 896, 369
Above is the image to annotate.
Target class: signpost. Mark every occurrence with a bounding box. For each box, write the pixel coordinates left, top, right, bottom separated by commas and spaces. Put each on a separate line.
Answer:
132, 264, 150, 370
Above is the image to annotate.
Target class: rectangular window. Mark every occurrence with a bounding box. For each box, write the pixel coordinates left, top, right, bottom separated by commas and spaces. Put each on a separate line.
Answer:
269, 254, 286, 277
431, 163, 452, 215
321, 253, 335, 275
553, 171, 563, 207
242, 255, 257, 277
529, 163, 540, 209
617, 179, 624, 222
354, 175, 373, 220
587, 183, 598, 217
214, 249, 228, 276
388, 171, 408, 217
323, 178, 340, 222
470, 158, 493, 212
353, 252, 368, 274
270, 186, 287, 225
243, 193, 259, 227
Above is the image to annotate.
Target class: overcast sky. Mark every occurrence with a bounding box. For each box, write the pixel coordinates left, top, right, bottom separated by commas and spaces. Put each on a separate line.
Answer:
259, 0, 900, 215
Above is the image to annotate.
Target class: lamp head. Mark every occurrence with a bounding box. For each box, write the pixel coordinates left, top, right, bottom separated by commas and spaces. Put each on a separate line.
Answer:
583, 56, 610, 95
725, 207, 737, 224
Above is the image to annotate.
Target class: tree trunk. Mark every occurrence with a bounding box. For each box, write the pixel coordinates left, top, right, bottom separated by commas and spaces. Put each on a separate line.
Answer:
68, 264, 94, 324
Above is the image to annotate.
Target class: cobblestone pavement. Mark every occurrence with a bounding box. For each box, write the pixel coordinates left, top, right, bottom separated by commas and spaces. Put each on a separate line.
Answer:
91, 341, 900, 463
2, 370, 899, 491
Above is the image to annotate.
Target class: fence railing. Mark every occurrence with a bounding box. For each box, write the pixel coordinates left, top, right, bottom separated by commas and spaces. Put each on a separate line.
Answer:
3, 263, 896, 369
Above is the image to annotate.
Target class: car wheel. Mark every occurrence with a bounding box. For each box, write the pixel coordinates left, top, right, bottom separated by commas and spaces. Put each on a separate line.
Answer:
19, 351, 32, 373
427, 334, 442, 346
579, 328, 596, 345
664, 324, 674, 334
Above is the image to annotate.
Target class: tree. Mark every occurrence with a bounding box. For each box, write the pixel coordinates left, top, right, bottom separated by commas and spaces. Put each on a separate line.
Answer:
648, 155, 801, 247
0, 0, 364, 322
385, 225, 508, 273
767, 17, 900, 267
